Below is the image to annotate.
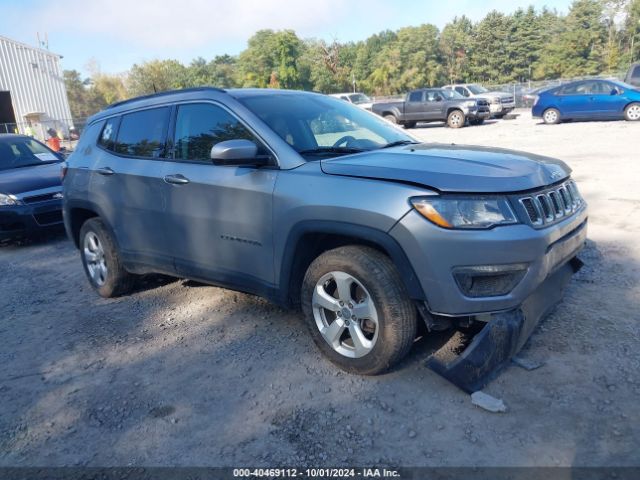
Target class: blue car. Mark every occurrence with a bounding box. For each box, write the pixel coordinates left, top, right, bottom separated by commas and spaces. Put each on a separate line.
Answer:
0, 134, 65, 242
532, 79, 640, 124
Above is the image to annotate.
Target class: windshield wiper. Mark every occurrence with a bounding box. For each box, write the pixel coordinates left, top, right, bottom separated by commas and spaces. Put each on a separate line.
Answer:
298, 146, 365, 156
379, 140, 420, 149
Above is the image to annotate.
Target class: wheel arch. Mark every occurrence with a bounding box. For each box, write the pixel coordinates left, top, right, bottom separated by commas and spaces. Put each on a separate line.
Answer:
65, 200, 115, 249
279, 221, 425, 307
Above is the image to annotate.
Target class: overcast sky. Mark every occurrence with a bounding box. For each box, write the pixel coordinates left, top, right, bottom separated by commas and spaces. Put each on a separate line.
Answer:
2, 0, 574, 76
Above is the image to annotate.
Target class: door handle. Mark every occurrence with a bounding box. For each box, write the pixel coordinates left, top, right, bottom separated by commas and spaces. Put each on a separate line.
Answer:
96, 167, 115, 176
164, 174, 190, 185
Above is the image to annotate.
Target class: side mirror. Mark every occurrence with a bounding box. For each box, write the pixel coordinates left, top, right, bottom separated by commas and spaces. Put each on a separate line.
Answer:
610, 88, 619, 96
210, 139, 266, 166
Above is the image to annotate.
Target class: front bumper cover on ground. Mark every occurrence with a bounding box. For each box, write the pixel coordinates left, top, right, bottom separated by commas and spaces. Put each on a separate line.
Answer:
426, 256, 583, 393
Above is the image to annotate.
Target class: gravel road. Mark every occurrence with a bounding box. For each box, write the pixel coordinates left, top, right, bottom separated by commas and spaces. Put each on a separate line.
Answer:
1, 111, 639, 467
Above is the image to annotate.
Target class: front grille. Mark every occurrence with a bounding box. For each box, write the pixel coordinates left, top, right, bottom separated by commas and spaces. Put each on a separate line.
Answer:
23, 192, 61, 204
518, 180, 584, 227
477, 100, 489, 107
33, 210, 63, 226
502, 96, 514, 104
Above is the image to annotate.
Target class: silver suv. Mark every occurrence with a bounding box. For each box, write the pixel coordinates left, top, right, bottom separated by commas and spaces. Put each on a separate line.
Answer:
63, 88, 587, 391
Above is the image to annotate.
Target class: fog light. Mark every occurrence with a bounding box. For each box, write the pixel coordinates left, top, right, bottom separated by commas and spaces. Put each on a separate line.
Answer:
453, 263, 528, 297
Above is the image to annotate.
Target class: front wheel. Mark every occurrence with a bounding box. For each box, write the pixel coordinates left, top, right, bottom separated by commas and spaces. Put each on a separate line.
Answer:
301, 246, 417, 375
447, 110, 465, 128
624, 103, 640, 121
543, 108, 561, 125
79, 218, 136, 298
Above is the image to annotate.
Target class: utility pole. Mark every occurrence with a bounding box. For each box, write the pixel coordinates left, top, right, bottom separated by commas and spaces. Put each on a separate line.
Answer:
352, 73, 356, 93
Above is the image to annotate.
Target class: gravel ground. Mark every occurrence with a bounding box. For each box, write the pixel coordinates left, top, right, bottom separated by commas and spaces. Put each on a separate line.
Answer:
1, 111, 639, 467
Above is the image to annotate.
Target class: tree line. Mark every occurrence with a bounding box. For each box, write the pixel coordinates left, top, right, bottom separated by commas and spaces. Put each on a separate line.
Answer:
65, 0, 640, 121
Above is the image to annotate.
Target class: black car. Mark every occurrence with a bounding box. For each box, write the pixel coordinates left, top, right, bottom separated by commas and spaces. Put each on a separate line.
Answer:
0, 134, 65, 241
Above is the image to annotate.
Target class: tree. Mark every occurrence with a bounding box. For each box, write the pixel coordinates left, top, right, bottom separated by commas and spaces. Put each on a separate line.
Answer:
556, 0, 607, 77
440, 16, 473, 83
127, 60, 189, 96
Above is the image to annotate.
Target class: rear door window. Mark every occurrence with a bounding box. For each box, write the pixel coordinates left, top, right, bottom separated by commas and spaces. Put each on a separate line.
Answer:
114, 107, 170, 158
172, 103, 266, 162
408, 91, 423, 102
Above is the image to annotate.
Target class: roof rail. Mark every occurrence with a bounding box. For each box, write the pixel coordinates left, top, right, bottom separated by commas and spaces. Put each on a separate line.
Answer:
105, 86, 226, 110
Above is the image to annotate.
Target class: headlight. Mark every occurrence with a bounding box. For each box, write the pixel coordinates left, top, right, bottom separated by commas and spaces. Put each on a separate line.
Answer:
410, 196, 518, 229
533, 96, 539, 106
0, 193, 19, 206
464, 100, 477, 107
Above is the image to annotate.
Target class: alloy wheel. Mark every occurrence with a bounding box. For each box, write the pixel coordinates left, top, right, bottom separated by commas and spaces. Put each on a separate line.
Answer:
83, 231, 108, 286
312, 271, 379, 358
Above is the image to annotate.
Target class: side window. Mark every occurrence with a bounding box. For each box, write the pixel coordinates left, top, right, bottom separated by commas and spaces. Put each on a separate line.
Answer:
98, 117, 120, 151
558, 82, 585, 95
114, 107, 170, 158
173, 103, 265, 162
455, 87, 467, 97
408, 91, 423, 102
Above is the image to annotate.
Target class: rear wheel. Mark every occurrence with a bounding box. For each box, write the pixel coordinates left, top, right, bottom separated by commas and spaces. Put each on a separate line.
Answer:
624, 103, 640, 121
384, 114, 398, 124
543, 108, 561, 125
79, 218, 135, 298
447, 110, 465, 128
301, 246, 417, 375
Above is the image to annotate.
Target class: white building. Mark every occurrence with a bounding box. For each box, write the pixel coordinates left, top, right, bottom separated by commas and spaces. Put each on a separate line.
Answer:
0, 35, 73, 139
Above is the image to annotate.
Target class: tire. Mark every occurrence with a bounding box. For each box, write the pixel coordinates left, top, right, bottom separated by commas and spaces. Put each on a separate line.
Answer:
542, 108, 561, 125
384, 114, 398, 124
624, 102, 640, 121
79, 218, 135, 298
469, 118, 485, 126
447, 110, 465, 128
301, 246, 417, 375
403, 121, 416, 129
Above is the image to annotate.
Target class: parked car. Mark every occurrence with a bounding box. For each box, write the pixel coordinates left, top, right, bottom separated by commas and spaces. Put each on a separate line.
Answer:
329, 92, 373, 110
443, 83, 516, 118
532, 79, 640, 124
0, 134, 65, 241
371, 88, 490, 128
63, 87, 587, 391
625, 62, 640, 87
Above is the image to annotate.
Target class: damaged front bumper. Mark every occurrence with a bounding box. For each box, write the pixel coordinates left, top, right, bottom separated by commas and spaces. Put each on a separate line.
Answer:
427, 256, 583, 393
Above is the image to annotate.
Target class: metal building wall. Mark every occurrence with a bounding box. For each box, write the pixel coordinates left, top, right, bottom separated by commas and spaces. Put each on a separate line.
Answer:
0, 35, 73, 137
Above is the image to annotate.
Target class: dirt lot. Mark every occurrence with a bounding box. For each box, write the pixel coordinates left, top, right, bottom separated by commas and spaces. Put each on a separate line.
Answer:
1, 111, 639, 468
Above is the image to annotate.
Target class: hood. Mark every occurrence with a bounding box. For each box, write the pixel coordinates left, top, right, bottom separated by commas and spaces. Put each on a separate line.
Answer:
0, 162, 63, 195
320, 143, 571, 193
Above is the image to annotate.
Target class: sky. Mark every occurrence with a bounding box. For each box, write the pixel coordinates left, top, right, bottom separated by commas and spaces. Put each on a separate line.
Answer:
1, 0, 574, 76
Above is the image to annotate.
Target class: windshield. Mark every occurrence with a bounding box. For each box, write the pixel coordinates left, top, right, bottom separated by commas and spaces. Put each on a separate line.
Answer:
348, 93, 372, 104
440, 89, 464, 100
467, 84, 489, 94
0, 137, 62, 171
238, 93, 415, 158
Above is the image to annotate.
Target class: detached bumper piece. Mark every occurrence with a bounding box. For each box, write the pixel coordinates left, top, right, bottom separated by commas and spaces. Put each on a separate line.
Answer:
427, 256, 583, 393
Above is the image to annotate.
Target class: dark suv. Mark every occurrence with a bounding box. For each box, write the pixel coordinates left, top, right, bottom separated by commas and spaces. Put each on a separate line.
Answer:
63, 88, 587, 391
